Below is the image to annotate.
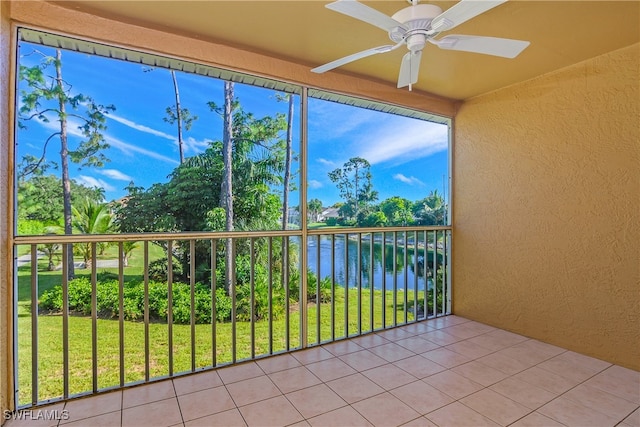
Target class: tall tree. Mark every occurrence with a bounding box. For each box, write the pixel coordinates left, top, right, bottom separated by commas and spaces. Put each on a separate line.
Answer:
281, 94, 294, 230
163, 70, 197, 163
221, 81, 235, 293
19, 48, 115, 278
328, 157, 377, 223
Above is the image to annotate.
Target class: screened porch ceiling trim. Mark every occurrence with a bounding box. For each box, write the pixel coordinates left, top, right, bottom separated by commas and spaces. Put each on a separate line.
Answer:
19, 27, 449, 126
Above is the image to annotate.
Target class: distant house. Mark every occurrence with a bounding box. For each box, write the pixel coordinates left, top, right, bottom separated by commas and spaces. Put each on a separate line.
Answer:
318, 207, 339, 222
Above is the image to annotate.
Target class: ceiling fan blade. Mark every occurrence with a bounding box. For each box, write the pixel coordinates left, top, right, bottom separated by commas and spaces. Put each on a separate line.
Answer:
312, 45, 397, 74
430, 0, 507, 32
326, 0, 405, 32
434, 35, 529, 58
397, 51, 422, 89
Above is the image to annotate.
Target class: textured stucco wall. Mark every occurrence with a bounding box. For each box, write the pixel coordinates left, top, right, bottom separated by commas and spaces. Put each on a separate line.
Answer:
453, 43, 640, 370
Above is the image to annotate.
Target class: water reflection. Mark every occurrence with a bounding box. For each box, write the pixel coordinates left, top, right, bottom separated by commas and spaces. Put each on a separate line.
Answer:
306, 234, 443, 290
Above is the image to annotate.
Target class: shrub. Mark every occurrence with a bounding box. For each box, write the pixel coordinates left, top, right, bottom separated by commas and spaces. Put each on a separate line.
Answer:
39, 277, 233, 324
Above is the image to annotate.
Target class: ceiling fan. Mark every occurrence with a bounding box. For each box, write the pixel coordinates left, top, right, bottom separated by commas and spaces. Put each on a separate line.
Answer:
311, 0, 530, 90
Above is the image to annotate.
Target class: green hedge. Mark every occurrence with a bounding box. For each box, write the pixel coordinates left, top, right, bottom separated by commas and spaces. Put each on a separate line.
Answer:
39, 278, 233, 324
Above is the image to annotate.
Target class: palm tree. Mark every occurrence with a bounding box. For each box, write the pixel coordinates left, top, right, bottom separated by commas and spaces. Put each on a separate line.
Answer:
72, 198, 116, 266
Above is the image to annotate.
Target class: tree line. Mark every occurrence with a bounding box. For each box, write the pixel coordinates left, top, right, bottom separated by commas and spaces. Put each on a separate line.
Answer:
311, 156, 447, 228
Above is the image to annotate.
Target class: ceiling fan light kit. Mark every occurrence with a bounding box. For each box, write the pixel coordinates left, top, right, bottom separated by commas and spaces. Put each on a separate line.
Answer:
312, 0, 530, 91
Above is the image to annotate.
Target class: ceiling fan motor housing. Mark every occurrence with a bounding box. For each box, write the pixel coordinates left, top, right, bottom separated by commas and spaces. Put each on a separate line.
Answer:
389, 4, 443, 51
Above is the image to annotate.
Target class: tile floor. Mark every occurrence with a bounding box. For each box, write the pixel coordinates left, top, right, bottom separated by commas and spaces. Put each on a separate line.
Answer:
5, 316, 639, 427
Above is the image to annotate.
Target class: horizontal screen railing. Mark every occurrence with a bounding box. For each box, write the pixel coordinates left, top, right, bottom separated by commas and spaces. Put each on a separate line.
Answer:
13, 227, 451, 407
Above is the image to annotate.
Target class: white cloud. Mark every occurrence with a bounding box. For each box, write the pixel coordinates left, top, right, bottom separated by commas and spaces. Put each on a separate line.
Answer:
75, 175, 115, 192
97, 169, 132, 181
108, 113, 175, 141
357, 119, 448, 166
393, 173, 425, 186
308, 180, 323, 189
184, 136, 209, 155
317, 158, 335, 167
34, 115, 180, 165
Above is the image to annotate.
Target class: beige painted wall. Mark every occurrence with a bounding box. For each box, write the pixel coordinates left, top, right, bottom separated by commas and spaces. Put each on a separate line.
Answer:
453, 43, 640, 370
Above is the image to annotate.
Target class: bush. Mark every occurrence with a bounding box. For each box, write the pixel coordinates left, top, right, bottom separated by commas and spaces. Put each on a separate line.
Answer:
39, 277, 233, 324
148, 258, 184, 282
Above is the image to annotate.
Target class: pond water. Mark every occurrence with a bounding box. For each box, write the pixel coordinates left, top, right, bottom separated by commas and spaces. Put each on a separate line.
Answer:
305, 235, 441, 291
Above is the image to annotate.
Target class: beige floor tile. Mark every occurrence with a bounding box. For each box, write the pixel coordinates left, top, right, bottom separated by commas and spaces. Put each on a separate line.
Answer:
451, 361, 509, 387
442, 323, 494, 340
393, 355, 447, 379
350, 333, 390, 348
419, 330, 462, 346
62, 390, 122, 422
425, 401, 500, 427
226, 375, 280, 407
513, 366, 580, 394
268, 366, 321, 394
563, 383, 638, 421
361, 364, 416, 390
584, 365, 640, 404
325, 373, 384, 404
217, 362, 264, 385
394, 336, 440, 353
339, 350, 387, 371
422, 347, 472, 368
184, 408, 247, 427
173, 370, 222, 396
509, 412, 565, 427
496, 341, 562, 366
468, 329, 528, 351
538, 396, 619, 426
429, 316, 470, 329
255, 353, 301, 374
399, 416, 438, 427
622, 407, 640, 426
61, 410, 121, 427
122, 381, 175, 409
307, 405, 374, 427
555, 350, 611, 373
177, 386, 235, 422
422, 371, 483, 400
390, 380, 454, 414
367, 342, 415, 362
445, 340, 494, 359
121, 398, 182, 427
285, 383, 346, 419
238, 395, 303, 427
322, 340, 364, 356
399, 322, 435, 335
518, 340, 565, 359
489, 377, 557, 410
460, 388, 531, 425
476, 351, 535, 375
352, 392, 421, 427
374, 328, 414, 342
537, 356, 603, 383
305, 358, 357, 382
423, 370, 484, 400
291, 346, 334, 365
287, 420, 311, 427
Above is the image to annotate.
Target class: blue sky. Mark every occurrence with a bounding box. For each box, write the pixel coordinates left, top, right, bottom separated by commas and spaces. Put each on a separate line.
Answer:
17, 41, 449, 209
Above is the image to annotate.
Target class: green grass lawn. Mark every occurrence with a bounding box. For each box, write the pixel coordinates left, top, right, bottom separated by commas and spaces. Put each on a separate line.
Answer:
16, 243, 424, 405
